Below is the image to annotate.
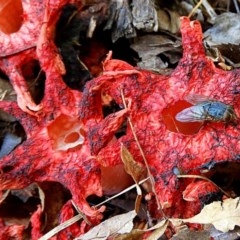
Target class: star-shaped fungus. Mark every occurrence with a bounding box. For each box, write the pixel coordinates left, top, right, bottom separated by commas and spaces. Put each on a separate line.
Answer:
81, 17, 240, 219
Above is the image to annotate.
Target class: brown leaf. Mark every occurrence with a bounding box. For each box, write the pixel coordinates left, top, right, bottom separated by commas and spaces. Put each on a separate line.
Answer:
120, 144, 146, 184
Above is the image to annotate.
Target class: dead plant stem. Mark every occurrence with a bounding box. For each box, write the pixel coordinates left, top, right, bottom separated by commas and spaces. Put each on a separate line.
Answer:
120, 89, 166, 218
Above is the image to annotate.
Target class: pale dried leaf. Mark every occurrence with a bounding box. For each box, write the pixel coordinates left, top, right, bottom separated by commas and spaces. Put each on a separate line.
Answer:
181, 197, 240, 232
146, 219, 168, 232
169, 218, 184, 227
37, 184, 45, 211
40, 215, 83, 240
77, 210, 137, 240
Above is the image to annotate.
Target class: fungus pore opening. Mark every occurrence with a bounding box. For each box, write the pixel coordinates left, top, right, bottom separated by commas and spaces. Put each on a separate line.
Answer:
162, 100, 202, 135
47, 114, 85, 151
0, 0, 23, 34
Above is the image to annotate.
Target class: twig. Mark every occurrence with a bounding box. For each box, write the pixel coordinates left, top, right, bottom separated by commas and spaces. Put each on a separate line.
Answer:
39, 215, 83, 240
71, 200, 92, 225
189, 0, 217, 22
120, 89, 166, 217
188, 0, 204, 18
95, 177, 150, 208
233, 0, 240, 13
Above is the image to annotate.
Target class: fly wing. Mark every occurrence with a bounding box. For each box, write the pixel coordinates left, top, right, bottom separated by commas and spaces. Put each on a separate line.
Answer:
175, 105, 205, 122
185, 94, 213, 105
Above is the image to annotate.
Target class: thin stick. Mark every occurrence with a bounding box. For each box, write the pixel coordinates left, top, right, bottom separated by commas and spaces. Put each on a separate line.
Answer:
188, 0, 204, 18
39, 215, 83, 240
233, 0, 240, 13
95, 177, 150, 208
71, 200, 91, 225
120, 89, 166, 217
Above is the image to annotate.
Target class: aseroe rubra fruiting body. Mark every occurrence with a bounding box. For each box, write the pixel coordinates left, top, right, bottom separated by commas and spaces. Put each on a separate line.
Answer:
0, 7, 239, 238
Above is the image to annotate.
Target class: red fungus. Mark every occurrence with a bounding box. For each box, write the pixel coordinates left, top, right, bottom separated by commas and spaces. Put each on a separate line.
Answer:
0, 2, 239, 237
81, 18, 240, 220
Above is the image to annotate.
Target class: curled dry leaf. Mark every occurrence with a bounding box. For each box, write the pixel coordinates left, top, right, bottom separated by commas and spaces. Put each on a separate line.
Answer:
76, 210, 137, 240
117, 219, 168, 240
120, 144, 147, 212
105, 0, 136, 42
180, 197, 240, 232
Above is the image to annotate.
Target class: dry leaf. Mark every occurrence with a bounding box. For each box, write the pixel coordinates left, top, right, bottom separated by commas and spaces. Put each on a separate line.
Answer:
120, 145, 146, 212
114, 219, 168, 240
113, 229, 145, 240
0, 189, 10, 204
104, 0, 136, 42
146, 220, 168, 240
76, 210, 137, 240
176, 197, 240, 232
120, 144, 146, 183
130, 34, 181, 72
